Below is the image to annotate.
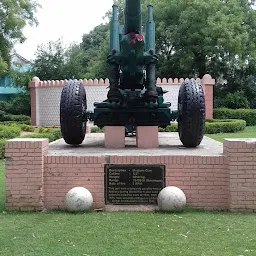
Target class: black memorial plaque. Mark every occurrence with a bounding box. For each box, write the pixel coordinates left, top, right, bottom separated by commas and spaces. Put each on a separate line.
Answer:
105, 164, 166, 205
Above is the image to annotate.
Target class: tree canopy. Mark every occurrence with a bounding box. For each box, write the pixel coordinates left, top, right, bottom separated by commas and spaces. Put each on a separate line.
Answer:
91, 0, 256, 106
31, 0, 256, 107
0, 0, 40, 76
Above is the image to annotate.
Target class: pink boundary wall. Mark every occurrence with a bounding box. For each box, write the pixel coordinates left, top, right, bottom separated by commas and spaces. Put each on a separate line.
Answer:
28, 74, 215, 126
5, 138, 256, 212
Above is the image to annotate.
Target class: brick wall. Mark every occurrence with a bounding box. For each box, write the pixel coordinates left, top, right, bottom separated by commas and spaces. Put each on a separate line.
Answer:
29, 74, 215, 126
5, 139, 48, 211
224, 139, 256, 212
4, 138, 256, 212
44, 155, 105, 209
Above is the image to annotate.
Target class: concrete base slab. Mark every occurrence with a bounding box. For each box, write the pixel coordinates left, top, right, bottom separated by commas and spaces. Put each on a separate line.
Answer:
48, 132, 223, 156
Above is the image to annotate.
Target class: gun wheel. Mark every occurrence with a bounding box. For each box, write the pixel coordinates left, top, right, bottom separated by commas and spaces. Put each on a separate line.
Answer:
178, 79, 205, 147
60, 80, 87, 145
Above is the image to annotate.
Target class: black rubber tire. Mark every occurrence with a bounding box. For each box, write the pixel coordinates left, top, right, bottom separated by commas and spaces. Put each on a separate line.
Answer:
178, 79, 205, 147
60, 80, 87, 145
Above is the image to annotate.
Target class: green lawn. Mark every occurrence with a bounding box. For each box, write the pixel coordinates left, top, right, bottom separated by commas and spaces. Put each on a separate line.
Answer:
0, 160, 256, 255
206, 126, 256, 142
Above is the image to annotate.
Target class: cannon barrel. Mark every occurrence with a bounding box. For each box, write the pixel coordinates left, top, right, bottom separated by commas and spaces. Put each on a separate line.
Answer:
145, 5, 155, 51
124, 0, 142, 34
110, 5, 120, 52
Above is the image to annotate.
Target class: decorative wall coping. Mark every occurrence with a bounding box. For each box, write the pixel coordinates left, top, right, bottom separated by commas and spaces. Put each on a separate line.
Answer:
29, 74, 215, 88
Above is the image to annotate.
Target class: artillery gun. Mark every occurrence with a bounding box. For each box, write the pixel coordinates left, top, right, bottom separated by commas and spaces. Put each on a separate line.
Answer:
60, 0, 205, 147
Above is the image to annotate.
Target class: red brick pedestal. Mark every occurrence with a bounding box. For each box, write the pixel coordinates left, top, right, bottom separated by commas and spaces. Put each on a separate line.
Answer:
4, 138, 256, 213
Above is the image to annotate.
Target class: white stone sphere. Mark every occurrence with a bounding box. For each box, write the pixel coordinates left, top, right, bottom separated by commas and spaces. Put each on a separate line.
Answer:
65, 187, 93, 212
157, 186, 186, 211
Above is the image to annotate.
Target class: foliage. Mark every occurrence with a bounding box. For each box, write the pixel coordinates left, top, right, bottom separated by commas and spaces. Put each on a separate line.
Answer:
0, 0, 40, 75
0, 139, 5, 160
0, 127, 61, 160
1, 114, 31, 123
0, 101, 10, 112
0, 125, 21, 139
207, 126, 256, 142
20, 129, 62, 142
159, 123, 178, 132
1, 122, 34, 132
62, 43, 86, 79
32, 39, 88, 80
205, 119, 246, 134
86, 0, 256, 105
19, 124, 35, 132
90, 126, 104, 133
159, 119, 246, 133
213, 108, 256, 126
214, 91, 250, 109
0, 70, 34, 116
81, 24, 109, 78
0, 120, 31, 125
32, 39, 66, 80
39, 126, 51, 133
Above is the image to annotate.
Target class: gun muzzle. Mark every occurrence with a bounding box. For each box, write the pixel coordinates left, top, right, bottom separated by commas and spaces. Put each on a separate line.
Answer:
124, 0, 142, 34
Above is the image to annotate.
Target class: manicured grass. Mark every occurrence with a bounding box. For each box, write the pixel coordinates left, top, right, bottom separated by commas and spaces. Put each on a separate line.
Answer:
0, 160, 256, 255
0, 210, 256, 256
206, 126, 256, 142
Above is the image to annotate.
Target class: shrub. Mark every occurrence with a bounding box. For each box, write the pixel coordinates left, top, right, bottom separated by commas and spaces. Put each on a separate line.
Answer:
158, 119, 246, 134
39, 127, 51, 133
0, 139, 5, 159
0, 110, 6, 121
7, 91, 31, 116
20, 129, 62, 142
91, 126, 104, 133
0, 114, 31, 124
159, 123, 178, 132
214, 92, 250, 109
7, 114, 31, 123
205, 119, 246, 134
214, 108, 256, 126
0, 125, 21, 139
0, 101, 10, 112
19, 124, 35, 132
0, 120, 31, 125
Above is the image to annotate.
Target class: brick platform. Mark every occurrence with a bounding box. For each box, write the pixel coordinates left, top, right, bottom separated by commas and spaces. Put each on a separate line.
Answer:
4, 137, 256, 212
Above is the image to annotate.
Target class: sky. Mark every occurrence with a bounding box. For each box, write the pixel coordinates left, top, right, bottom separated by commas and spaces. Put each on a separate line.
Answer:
14, 0, 114, 61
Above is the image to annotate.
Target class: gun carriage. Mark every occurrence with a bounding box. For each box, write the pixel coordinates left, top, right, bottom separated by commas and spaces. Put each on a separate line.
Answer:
60, 0, 205, 147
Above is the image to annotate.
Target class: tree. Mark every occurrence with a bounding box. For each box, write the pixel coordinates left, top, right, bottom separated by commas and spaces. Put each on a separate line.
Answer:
32, 39, 88, 80
81, 24, 109, 78
63, 43, 86, 79
32, 39, 66, 80
110, 0, 256, 106
0, 0, 40, 76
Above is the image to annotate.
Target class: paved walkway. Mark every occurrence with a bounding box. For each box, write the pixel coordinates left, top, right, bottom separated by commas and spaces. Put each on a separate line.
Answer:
48, 132, 223, 156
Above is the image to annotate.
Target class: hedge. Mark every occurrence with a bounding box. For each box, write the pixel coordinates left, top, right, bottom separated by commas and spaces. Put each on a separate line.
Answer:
0, 114, 31, 124
158, 119, 246, 134
20, 129, 62, 142
0, 129, 62, 160
0, 122, 35, 132
0, 139, 5, 159
213, 108, 256, 126
205, 119, 246, 134
0, 125, 22, 159
0, 125, 21, 139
